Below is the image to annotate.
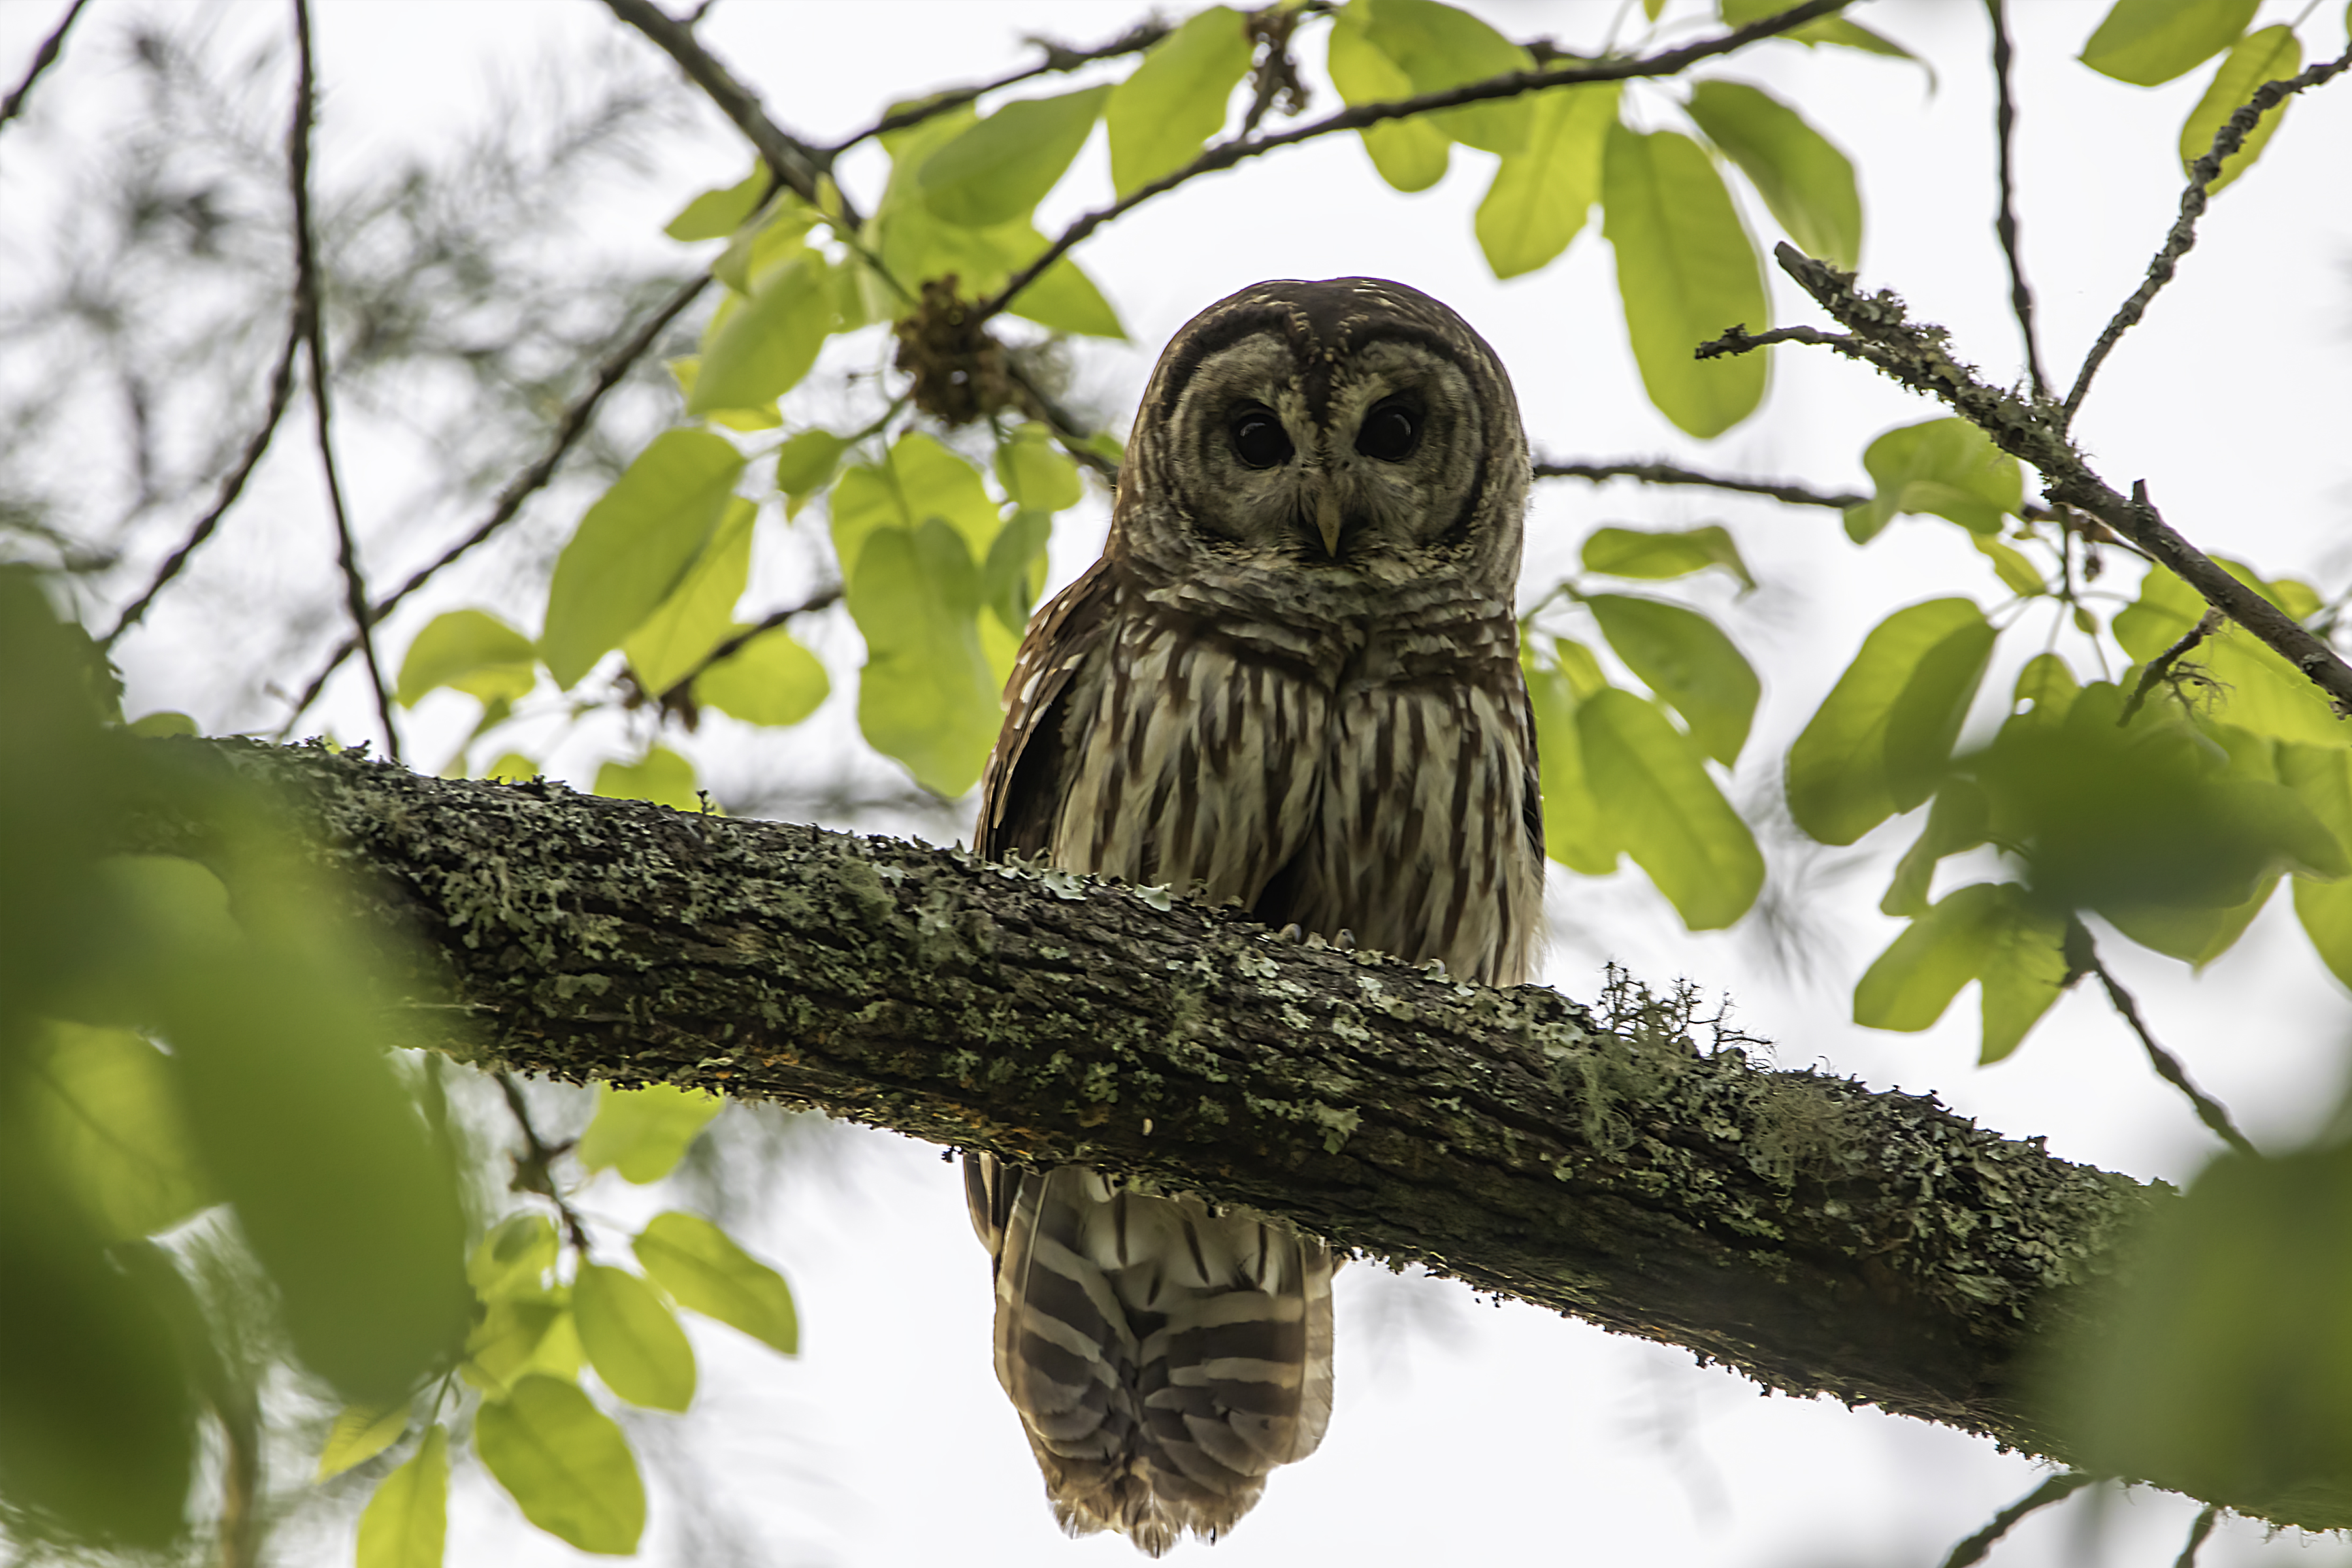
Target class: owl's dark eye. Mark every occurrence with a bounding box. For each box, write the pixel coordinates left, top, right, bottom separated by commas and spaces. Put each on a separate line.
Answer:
1356, 398, 1422, 463
1227, 404, 1292, 469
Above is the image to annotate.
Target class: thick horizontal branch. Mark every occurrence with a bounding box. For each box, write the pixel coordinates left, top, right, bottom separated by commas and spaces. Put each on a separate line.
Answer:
129, 739, 2182, 1486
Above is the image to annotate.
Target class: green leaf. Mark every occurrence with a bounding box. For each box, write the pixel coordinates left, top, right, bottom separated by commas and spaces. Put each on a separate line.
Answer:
543, 430, 745, 690
1326, 7, 1451, 191
1108, 7, 1252, 194
461, 1298, 571, 1395
832, 433, 1005, 578
774, 430, 848, 504
24, 1021, 210, 1241
1580, 524, 1754, 591
2104, 875, 2277, 968
1970, 531, 2047, 598
1007, 252, 1127, 338
849, 520, 1004, 798
664, 168, 764, 242
706, 194, 821, 299
2112, 559, 2347, 745
1845, 417, 2023, 542
593, 747, 702, 812
1853, 881, 2067, 1062
691, 251, 834, 416
468, 1214, 559, 1301
1359, 0, 1535, 154
1881, 777, 1990, 919
1584, 593, 1757, 766
919, 85, 1110, 227
474, 1375, 645, 1556
1685, 80, 1861, 269
2081, 0, 2259, 86
576, 1083, 724, 1184
320, 1402, 410, 1481
634, 1211, 799, 1354
125, 709, 198, 737
1577, 687, 1761, 930
666, 358, 779, 433
2010, 651, 2082, 730
693, 627, 830, 728
1475, 84, 1618, 279
2181, 25, 2304, 192
623, 497, 755, 696
574, 1264, 696, 1413
1788, 598, 1995, 845
355, 1424, 446, 1568
981, 508, 1054, 638
396, 610, 537, 708
994, 423, 1083, 513
2281, 743, 2352, 988
1601, 124, 1768, 439
1524, 640, 1622, 875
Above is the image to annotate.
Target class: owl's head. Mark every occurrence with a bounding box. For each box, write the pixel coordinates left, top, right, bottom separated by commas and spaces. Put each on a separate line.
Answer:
1113, 278, 1528, 603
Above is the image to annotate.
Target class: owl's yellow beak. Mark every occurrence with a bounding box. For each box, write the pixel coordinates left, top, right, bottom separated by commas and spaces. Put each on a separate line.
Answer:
1313, 487, 1345, 557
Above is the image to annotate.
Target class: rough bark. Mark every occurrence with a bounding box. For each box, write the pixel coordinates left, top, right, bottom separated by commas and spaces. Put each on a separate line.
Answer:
140, 740, 2159, 1472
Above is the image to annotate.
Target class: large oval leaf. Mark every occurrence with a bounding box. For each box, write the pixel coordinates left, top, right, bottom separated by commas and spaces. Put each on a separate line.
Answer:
919, 85, 1110, 227
1358, 0, 1535, 154
849, 519, 1002, 798
576, 1083, 723, 1185
1326, 8, 1450, 191
1523, 636, 1621, 875
574, 1264, 696, 1413
474, 1375, 645, 1555
355, 1424, 446, 1568
2179, 25, 2304, 192
1476, 84, 1618, 279
2080, 0, 2259, 86
1576, 687, 1761, 930
1107, 7, 1252, 194
1584, 593, 1758, 766
689, 251, 834, 416
1685, 80, 1861, 269
634, 1211, 799, 1355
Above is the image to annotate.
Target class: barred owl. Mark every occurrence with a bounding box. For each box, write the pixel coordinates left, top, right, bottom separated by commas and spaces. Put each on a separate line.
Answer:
966, 278, 1544, 1554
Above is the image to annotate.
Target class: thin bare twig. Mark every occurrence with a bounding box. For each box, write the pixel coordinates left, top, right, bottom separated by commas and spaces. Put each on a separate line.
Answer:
976, 0, 1854, 321
1938, 1472, 2095, 1568
1982, 0, 2048, 400
288, 0, 400, 762
103, 329, 304, 650
495, 1072, 591, 1251
824, 20, 1171, 155
273, 271, 711, 736
2117, 608, 2223, 725
0, 0, 88, 135
2062, 44, 2352, 428
657, 585, 842, 705
1703, 244, 2352, 721
2065, 919, 2258, 1158
1534, 458, 1865, 511
2173, 1504, 2221, 1568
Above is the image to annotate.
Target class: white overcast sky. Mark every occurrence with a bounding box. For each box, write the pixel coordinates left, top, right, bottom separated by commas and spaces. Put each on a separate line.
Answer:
7, 2, 2352, 1565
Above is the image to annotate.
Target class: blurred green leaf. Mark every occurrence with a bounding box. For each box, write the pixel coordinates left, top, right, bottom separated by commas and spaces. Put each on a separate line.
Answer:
355, 1423, 446, 1568
832, 433, 1005, 578
707, 194, 821, 299
1476, 84, 1618, 279
1578, 688, 1761, 929
126, 710, 198, 738
1108, 7, 1252, 194
2081, 0, 2259, 86
1845, 418, 2022, 542
1685, 80, 1861, 269
475, 1375, 645, 1555
982, 508, 1054, 639
774, 429, 848, 506
397, 610, 538, 709
319, 1402, 410, 1482
1602, 124, 1768, 439
634, 1211, 799, 1355
994, 423, 1083, 513
2282, 742, 2352, 989
468, 1214, 559, 1302
593, 747, 702, 812
1580, 524, 1754, 591
666, 357, 779, 433
1585, 594, 1757, 766
848, 519, 1004, 798
623, 498, 755, 697
2180, 25, 2301, 191
2010, 651, 2082, 730
574, 1264, 696, 1413
1881, 777, 1989, 918
1524, 637, 1622, 875
23, 1020, 210, 1240
919, 85, 1110, 227
1718, 0, 1921, 64
1326, 7, 1450, 191
691, 251, 834, 416
577, 1083, 724, 1184
1788, 598, 1995, 845
462, 1297, 572, 1395
664, 167, 764, 242
543, 430, 745, 690
1852, 881, 2068, 1062
2114, 559, 2347, 746
1970, 532, 2047, 598
1360, 0, 1535, 154
2104, 876, 2278, 968
694, 627, 830, 728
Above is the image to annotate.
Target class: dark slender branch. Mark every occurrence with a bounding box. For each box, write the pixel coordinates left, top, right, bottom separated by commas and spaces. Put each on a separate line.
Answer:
272, 272, 711, 736
2172, 1505, 2221, 1568
823, 20, 1171, 155
1534, 458, 1865, 511
1982, 0, 2048, 400
103, 329, 303, 650
656, 585, 842, 706
1712, 243, 2352, 721
1938, 1472, 2095, 1568
2064, 919, 2257, 1159
0, 0, 88, 135
1004, 358, 1120, 482
287, 0, 400, 764
495, 1072, 591, 1251
2116, 608, 2222, 726
975, 0, 1853, 321
2062, 45, 2352, 428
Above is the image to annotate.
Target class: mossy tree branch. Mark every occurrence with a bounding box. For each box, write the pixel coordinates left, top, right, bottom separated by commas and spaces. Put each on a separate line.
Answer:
135, 741, 2187, 1509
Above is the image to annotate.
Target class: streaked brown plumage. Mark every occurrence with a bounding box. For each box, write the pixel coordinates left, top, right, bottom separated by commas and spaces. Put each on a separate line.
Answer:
968, 278, 1544, 1554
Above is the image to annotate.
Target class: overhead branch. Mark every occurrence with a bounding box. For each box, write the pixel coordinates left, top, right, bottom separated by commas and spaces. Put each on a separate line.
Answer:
131, 738, 2191, 1509
0, 0, 89, 137
823, 19, 1173, 155
1534, 457, 1865, 511
1697, 244, 2352, 722
1982, 0, 2049, 400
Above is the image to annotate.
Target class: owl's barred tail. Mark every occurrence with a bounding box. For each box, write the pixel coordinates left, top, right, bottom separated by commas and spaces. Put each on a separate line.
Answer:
966, 1158, 1335, 1556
